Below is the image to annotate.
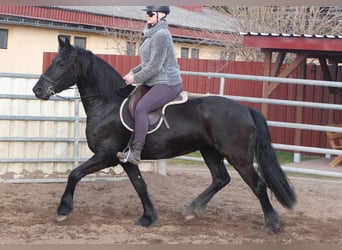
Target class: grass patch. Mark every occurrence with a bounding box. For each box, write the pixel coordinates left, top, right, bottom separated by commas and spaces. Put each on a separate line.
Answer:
166, 150, 319, 166
276, 151, 319, 165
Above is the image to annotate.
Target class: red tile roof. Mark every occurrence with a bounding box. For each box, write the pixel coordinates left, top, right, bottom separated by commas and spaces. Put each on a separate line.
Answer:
0, 6, 236, 43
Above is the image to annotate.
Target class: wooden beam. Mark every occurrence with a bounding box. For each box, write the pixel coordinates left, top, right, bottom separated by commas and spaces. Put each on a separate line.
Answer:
271, 52, 286, 76
318, 57, 333, 81
265, 53, 308, 97
294, 60, 306, 148
319, 57, 338, 124
278, 54, 308, 78
262, 52, 285, 99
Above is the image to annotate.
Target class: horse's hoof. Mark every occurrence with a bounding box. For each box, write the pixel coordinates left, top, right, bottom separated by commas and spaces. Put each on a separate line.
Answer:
182, 204, 204, 220
263, 221, 281, 234
56, 213, 70, 222
182, 207, 196, 220
263, 225, 278, 234
135, 213, 158, 227
184, 214, 195, 221
264, 212, 282, 234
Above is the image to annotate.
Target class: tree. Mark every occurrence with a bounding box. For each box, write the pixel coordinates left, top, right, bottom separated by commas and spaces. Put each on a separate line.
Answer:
210, 6, 342, 61
103, 26, 142, 55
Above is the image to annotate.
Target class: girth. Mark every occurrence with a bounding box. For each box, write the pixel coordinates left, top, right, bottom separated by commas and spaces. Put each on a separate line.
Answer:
119, 85, 188, 134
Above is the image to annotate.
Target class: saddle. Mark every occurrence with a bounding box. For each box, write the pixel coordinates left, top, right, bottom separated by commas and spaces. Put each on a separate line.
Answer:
119, 85, 188, 134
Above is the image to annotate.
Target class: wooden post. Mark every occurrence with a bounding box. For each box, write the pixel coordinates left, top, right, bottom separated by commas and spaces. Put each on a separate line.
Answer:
261, 50, 272, 118
319, 57, 336, 126
293, 59, 306, 162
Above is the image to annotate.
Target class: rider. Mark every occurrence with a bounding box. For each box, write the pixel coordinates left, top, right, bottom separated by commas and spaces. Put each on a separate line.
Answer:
117, 6, 182, 165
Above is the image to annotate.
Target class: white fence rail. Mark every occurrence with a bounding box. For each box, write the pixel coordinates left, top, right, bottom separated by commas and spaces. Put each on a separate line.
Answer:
0, 72, 341, 178
0, 73, 90, 176
181, 70, 342, 161
0, 73, 159, 178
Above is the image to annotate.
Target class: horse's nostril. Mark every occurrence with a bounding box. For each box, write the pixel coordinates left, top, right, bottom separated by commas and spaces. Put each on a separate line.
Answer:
33, 87, 42, 94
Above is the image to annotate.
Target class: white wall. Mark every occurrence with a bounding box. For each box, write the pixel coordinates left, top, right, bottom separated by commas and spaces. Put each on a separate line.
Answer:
0, 24, 224, 74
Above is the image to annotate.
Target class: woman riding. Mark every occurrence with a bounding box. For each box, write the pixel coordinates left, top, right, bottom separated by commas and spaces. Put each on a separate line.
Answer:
117, 6, 182, 165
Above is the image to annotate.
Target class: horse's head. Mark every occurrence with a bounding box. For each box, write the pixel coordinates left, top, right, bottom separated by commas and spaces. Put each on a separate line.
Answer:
33, 36, 78, 100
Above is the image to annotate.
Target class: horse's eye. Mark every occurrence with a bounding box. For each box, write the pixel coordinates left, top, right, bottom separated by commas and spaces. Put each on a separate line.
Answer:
58, 61, 65, 67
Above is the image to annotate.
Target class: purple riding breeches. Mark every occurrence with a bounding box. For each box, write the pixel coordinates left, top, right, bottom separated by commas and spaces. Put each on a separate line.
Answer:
134, 83, 182, 144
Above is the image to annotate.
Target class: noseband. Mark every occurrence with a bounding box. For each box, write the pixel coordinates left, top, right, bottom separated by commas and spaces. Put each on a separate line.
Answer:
40, 74, 58, 96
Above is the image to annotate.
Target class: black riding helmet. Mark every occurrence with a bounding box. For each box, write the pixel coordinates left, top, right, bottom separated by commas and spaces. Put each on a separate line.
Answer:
143, 6, 170, 15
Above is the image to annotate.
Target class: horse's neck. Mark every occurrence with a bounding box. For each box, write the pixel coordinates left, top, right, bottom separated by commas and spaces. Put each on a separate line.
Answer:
77, 82, 123, 116
76, 55, 128, 115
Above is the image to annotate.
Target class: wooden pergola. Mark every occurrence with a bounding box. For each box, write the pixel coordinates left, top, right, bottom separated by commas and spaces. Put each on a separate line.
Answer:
243, 32, 342, 148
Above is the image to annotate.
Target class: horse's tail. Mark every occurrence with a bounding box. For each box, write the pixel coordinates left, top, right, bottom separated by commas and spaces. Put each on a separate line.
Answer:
248, 107, 297, 209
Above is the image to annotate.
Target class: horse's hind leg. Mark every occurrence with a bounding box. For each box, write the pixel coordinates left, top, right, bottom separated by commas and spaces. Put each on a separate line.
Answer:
183, 146, 230, 219
233, 162, 281, 233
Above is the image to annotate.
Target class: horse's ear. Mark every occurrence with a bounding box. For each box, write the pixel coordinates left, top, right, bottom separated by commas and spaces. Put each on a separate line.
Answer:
58, 35, 72, 50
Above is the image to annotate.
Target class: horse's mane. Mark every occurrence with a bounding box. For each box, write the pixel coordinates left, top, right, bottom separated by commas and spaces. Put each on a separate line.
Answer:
75, 47, 130, 102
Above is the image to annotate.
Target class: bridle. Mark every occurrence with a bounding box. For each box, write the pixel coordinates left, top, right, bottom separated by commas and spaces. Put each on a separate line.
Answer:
38, 49, 126, 101
40, 74, 60, 96
40, 70, 78, 100
40, 72, 104, 101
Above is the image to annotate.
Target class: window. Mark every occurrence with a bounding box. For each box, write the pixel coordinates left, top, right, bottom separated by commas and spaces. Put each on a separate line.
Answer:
181, 47, 189, 58
229, 52, 236, 61
58, 35, 71, 43
220, 51, 228, 60
74, 36, 86, 49
0, 29, 8, 49
191, 48, 199, 59
126, 41, 136, 55
220, 51, 236, 61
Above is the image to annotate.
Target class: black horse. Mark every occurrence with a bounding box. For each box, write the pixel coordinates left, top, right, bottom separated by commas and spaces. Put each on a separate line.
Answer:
33, 36, 296, 233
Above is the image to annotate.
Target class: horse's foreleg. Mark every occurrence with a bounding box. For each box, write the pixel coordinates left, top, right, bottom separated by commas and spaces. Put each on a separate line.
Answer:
183, 147, 230, 219
56, 154, 109, 222
121, 163, 158, 227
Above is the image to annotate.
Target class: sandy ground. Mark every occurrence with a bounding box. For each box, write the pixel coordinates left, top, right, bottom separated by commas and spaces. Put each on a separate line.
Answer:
0, 164, 342, 244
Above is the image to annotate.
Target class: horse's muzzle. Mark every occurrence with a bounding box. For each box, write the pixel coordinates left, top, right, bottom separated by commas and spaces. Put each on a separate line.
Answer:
32, 80, 52, 100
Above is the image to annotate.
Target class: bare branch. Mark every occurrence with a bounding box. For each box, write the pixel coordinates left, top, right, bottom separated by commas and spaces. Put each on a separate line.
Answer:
209, 6, 342, 61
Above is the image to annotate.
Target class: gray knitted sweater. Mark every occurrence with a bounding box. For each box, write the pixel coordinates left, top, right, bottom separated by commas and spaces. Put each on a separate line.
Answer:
131, 20, 182, 86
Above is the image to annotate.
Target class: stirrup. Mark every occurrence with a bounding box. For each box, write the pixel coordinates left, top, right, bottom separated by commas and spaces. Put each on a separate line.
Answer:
117, 147, 131, 163
117, 133, 135, 163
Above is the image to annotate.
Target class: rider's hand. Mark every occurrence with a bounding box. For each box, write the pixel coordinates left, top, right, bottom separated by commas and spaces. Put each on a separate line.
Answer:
123, 72, 135, 85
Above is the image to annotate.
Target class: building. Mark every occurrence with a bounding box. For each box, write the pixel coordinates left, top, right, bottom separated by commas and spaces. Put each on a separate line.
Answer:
0, 6, 238, 74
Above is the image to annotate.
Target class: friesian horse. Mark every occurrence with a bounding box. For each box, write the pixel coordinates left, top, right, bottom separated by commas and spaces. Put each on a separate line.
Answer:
32, 36, 296, 233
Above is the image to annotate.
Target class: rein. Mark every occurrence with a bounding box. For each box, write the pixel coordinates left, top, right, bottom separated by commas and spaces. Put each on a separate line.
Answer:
50, 87, 101, 101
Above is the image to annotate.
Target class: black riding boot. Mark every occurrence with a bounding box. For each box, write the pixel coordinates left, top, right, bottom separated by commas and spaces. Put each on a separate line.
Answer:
117, 141, 144, 165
